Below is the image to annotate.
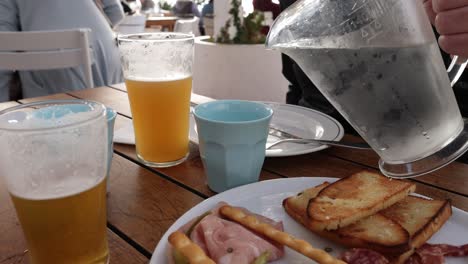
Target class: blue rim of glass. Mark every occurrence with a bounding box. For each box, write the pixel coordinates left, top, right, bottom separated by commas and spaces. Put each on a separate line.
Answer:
193, 100, 274, 125
0, 99, 107, 132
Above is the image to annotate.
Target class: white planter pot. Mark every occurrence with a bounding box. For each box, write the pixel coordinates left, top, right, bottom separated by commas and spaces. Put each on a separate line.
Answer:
193, 39, 288, 102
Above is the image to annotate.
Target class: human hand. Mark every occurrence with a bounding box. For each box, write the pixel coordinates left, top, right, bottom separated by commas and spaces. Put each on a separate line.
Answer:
422, 0, 468, 58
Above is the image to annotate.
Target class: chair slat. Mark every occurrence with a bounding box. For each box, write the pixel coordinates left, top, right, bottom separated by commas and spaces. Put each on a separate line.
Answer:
0, 29, 94, 88
0, 29, 90, 51
0, 50, 88, 70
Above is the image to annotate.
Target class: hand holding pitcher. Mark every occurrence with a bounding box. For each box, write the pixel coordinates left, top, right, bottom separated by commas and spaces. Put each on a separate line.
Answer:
422, 0, 468, 58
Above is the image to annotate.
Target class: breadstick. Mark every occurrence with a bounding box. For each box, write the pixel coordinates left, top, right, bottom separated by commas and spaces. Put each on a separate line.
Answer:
219, 205, 346, 264
168, 231, 215, 264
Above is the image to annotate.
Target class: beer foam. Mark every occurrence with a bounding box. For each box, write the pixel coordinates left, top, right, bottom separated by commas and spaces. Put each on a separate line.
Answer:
9, 173, 106, 201
125, 74, 192, 83
8, 164, 105, 200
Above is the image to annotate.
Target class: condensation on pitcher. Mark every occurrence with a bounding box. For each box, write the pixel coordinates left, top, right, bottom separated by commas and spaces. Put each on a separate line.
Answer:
422, 131, 430, 140
379, 145, 389, 151
376, 141, 389, 151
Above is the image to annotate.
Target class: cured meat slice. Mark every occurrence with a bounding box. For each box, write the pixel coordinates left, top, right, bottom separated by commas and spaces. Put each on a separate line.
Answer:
406, 243, 468, 264
401, 243, 468, 264
340, 248, 390, 264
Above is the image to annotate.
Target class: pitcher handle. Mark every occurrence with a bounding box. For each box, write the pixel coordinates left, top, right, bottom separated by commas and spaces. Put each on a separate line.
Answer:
448, 55, 468, 87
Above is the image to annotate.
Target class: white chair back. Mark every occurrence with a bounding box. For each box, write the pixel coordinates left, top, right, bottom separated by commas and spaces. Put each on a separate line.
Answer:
174, 17, 200, 36
0, 29, 94, 88
116, 15, 147, 34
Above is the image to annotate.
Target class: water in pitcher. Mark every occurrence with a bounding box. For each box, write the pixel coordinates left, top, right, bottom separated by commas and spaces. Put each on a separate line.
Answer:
283, 41, 463, 163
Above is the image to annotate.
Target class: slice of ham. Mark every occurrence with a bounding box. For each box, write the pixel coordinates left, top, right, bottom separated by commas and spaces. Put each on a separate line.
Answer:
192, 214, 284, 264
184, 202, 284, 264
340, 248, 390, 264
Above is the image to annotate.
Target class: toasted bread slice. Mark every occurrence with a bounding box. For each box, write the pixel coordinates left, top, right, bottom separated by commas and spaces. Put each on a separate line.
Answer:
380, 196, 451, 247
284, 181, 452, 264
382, 196, 452, 264
284, 182, 411, 255
307, 171, 416, 230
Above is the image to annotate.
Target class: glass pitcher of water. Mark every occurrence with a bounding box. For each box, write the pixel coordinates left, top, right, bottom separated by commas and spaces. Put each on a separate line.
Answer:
266, 0, 468, 178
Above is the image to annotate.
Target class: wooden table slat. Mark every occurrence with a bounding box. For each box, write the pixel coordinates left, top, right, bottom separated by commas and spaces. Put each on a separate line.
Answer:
325, 135, 468, 197
107, 154, 204, 252
109, 82, 127, 92
263, 152, 468, 212
109, 230, 149, 264
0, 101, 20, 111
19, 93, 76, 104
68, 87, 132, 117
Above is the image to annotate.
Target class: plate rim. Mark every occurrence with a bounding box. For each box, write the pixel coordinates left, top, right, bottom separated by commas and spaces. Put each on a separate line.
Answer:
189, 102, 345, 157
150, 177, 467, 264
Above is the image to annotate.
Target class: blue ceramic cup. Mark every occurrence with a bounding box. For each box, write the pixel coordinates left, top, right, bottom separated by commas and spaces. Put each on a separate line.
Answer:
193, 100, 273, 193
33, 101, 116, 190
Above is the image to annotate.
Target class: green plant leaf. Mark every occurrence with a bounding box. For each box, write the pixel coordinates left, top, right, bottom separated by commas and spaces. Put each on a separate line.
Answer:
215, 0, 266, 44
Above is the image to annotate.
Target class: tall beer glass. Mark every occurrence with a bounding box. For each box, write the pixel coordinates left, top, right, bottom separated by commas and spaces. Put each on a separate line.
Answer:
118, 33, 194, 167
0, 100, 109, 264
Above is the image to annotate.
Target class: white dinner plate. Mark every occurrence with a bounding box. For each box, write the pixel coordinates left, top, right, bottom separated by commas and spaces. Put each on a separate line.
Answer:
151, 177, 468, 264
190, 102, 344, 157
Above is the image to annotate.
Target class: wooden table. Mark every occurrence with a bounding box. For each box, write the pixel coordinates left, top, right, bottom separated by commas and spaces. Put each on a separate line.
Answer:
145, 16, 178, 31
1, 84, 467, 263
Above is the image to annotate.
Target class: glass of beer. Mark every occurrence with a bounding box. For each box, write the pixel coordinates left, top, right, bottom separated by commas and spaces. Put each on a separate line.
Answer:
118, 33, 194, 167
0, 100, 109, 264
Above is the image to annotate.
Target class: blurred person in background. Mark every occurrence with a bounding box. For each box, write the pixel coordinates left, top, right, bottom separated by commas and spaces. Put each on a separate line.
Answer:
201, 0, 214, 17
121, 0, 143, 14
253, 0, 280, 18
173, 0, 201, 18
199, 0, 214, 35
121, 0, 135, 14
0, 0, 124, 101
253, 0, 280, 35
140, 0, 155, 13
